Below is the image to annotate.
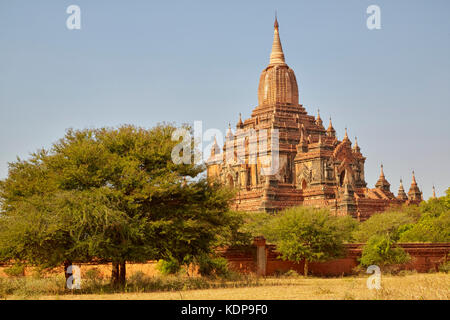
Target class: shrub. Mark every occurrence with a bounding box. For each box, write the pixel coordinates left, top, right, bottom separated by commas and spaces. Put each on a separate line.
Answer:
283, 270, 300, 278
128, 271, 151, 290
31, 268, 44, 279
397, 269, 417, 277
399, 209, 450, 242
197, 255, 229, 277
129, 271, 146, 283
3, 263, 25, 277
438, 261, 450, 273
156, 258, 181, 275
85, 268, 103, 282
352, 210, 415, 242
359, 234, 410, 268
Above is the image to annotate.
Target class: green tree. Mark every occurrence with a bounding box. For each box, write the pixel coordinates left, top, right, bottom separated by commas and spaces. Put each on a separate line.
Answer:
352, 209, 416, 243
0, 124, 240, 287
265, 207, 357, 276
238, 211, 273, 239
359, 234, 410, 268
399, 189, 450, 242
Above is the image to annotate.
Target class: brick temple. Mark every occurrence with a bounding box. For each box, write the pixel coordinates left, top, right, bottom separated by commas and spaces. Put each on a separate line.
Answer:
206, 18, 423, 220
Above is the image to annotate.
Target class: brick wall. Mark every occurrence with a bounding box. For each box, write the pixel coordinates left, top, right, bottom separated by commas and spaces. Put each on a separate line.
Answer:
217, 240, 450, 276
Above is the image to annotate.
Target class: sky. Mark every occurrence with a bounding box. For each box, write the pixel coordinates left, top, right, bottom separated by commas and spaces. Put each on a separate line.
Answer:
0, 0, 449, 199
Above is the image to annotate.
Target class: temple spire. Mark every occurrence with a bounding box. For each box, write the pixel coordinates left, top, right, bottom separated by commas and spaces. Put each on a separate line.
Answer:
353, 136, 361, 153
411, 170, 417, 185
237, 113, 243, 128
315, 109, 323, 127
327, 117, 336, 137
226, 122, 233, 139
269, 15, 286, 65
210, 135, 220, 157
343, 127, 349, 141
397, 178, 408, 201
375, 163, 390, 192
408, 170, 423, 202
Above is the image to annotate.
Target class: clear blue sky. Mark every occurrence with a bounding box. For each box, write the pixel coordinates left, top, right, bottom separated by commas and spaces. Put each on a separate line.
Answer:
1, 0, 449, 199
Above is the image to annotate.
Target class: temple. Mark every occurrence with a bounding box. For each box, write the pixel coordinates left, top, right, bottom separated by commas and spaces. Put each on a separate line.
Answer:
206, 18, 423, 220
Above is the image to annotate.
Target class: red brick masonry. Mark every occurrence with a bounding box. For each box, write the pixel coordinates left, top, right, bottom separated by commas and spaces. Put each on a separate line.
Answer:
217, 240, 450, 276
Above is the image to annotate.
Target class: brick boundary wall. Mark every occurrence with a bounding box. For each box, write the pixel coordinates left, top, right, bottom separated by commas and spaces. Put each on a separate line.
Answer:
216, 238, 450, 276
1, 241, 448, 278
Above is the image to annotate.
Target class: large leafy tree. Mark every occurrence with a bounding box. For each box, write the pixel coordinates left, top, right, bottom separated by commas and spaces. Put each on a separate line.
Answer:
351, 207, 417, 269
359, 234, 410, 268
399, 188, 450, 242
352, 209, 417, 243
265, 207, 357, 276
0, 124, 239, 286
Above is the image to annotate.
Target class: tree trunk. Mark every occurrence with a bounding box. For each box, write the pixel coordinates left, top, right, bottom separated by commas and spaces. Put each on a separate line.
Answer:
111, 261, 120, 288
63, 260, 72, 283
304, 260, 308, 277
119, 261, 126, 287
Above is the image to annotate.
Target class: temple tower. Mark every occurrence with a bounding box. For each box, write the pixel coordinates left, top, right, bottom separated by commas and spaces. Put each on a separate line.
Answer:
206, 17, 422, 217
408, 171, 423, 203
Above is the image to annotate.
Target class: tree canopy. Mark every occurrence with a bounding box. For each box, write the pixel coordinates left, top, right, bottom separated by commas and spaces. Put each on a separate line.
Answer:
359, 234, 410, 268
352, 209, 417, 243
399, 189, 450, 243
0, 124, 244, 285
263, 206, 357, 276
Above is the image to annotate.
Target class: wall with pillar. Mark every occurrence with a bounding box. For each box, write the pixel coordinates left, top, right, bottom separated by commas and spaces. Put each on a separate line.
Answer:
216, 238, 450, 276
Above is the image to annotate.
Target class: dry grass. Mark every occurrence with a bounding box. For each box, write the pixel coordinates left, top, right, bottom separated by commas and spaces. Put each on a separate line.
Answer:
22, 273, 450, 300
0, 261, 161, 279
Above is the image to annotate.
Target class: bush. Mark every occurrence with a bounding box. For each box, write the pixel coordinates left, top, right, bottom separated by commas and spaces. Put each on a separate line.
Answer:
3, 264, 25, 277
359, 234, 410, 268
352, 210, 415, 242
438, 261, 450, 273
156, 258, 181, 275
397, 269, 417, 277
399, 210, 450, 243
283, 270, 300, 278
85, 268, 103, 282
31, 268, 44, 279
197, 255, 229, 277
129, 271, 147, 283
128, 271, 151, 291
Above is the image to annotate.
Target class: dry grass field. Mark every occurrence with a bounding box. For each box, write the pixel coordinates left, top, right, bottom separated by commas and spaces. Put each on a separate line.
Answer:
0, 262, 161, 278
1, 261, 448, 300
5, 273, 448, 300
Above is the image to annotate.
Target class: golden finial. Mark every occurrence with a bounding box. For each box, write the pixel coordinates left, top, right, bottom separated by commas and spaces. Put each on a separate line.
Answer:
274, 10, 278, 29
269, 13, 285, 65
412, 170, 417, 184
237, 113, 243, 127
